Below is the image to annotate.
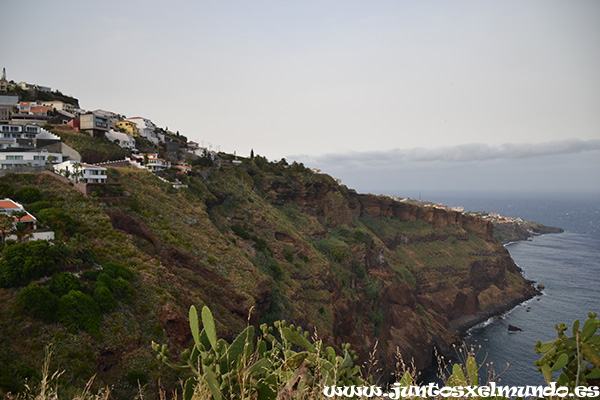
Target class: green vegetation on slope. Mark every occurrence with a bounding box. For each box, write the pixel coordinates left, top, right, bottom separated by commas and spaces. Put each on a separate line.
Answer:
0, 156, 536, 399
48, 125, 130, 163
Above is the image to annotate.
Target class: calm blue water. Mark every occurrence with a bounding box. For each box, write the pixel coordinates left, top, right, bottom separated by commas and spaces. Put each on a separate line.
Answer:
394, 191, 600, 386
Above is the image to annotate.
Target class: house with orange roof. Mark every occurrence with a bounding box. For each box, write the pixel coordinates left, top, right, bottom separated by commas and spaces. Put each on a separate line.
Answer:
0, 198, 37, 230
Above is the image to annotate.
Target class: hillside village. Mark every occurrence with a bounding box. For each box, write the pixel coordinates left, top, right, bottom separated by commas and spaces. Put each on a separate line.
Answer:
0, 68, 222, 179
0, 69, 244, 243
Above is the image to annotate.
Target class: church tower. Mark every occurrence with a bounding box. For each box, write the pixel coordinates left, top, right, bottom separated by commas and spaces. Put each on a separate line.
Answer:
0, 67, 8, 92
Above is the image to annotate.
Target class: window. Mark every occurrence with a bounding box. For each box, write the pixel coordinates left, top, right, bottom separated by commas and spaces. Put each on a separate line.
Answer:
34, 156, 45, 161
6, 155, 23, 160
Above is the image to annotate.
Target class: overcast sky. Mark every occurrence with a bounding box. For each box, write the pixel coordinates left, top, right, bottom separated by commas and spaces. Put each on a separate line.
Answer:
2, 1, 599, 194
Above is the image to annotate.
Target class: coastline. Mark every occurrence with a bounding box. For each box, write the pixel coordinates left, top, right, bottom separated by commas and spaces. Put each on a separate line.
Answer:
446, 228, 563, 351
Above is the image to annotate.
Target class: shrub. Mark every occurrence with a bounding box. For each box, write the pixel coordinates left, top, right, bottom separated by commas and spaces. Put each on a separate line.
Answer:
26, 201, 53, 215
37, 208, 76, 238
231, 224, 250, 240
48, 272, 81, 297
97, 273, 134, 303
365, 282, 380, 300
0, 181, 14, 198
93, 281, 116, 312
126, 370, 148, 387
56, 290, 102, 334
13, 186, 41, 204
102, 262, 133, 280
17, 283, 58, 323
112, 277, 135, 303
0, 241, 58, 287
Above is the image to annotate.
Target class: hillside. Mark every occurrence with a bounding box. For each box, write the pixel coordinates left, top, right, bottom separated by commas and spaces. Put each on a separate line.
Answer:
0, 159, 536, 398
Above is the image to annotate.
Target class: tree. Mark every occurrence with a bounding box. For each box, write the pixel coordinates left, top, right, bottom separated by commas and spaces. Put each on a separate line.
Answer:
56, 290, 102, 334
48, 272, 81, 297
13, 187, 41, 204
17, 283, 58, 323
0, 241, 58, 287
250, 149, 254, 159
93, 281, 115, 312
12, 222, 30, 243
72, 163, 83, 183
46, 155, 56, 165
0, 213, 13, 245
37, 208, 75, 239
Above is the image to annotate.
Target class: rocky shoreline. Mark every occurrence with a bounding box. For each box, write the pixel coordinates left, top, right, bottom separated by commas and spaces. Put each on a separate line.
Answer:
493, 219, 564, 244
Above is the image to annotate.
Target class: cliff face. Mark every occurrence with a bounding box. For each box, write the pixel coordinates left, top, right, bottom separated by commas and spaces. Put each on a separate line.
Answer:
0, 162, 536, 397
259, 170, 536, 373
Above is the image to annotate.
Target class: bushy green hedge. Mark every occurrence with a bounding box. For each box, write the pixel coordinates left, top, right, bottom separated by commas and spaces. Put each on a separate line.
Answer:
17, 283, 58, 323
56, 290, 102, 334
13, 187, 42, 204
48, 272, 81, 297
36, 208, 76, 239
0, 241, 60, 287
14, 261, 134, 334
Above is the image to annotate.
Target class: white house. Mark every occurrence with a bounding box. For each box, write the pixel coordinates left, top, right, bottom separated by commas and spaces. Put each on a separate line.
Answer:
105, 130, 137, 150
0, 149, 64, 170
126, 117, 159, 144
17, 82, 52, 92
130, 153, 171, 172
0, 198, 37, 229
54, 160, 107, 183
0, 124, 61, 150
41, 100, 76, 114
0, 198, 55, 241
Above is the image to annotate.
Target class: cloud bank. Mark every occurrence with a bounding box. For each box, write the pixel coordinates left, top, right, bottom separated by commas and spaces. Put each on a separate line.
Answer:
293, 139, 600, 169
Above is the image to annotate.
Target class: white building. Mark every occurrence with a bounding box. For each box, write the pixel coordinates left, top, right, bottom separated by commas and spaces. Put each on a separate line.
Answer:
41, 100, 76, 114
17, 82, 52, 92
0, 198, 37, 229
54, 160, 107, 183
126, 117, 159, 144
105, 130, 137, 150
0, 198, 55, 241
130, 153, 171, 172
0, 149, 64, 170
0, 124, 61, 150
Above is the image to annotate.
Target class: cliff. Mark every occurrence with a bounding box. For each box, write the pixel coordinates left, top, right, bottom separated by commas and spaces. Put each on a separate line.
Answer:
0, 159, 536, 398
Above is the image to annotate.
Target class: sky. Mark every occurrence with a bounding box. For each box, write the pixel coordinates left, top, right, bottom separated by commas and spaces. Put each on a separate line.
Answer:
2, 0, 599, 194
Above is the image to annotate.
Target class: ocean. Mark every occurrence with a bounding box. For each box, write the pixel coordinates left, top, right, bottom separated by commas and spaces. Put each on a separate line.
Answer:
395, 190, 600, 386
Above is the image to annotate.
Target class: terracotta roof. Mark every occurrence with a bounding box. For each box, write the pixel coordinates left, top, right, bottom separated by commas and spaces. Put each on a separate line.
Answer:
15, 214, 35, 222
80, 163, 105, 169
0, 200, 20, 209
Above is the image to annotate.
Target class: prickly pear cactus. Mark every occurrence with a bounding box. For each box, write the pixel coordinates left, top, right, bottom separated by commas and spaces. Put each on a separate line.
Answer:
534, 312, 600, 389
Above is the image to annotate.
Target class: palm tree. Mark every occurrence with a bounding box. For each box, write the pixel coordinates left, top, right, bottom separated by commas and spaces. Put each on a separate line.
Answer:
72, 162, 83, 183
13, 222, 30, 243
46, 155, 57, 165
0, 213, 13, 245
